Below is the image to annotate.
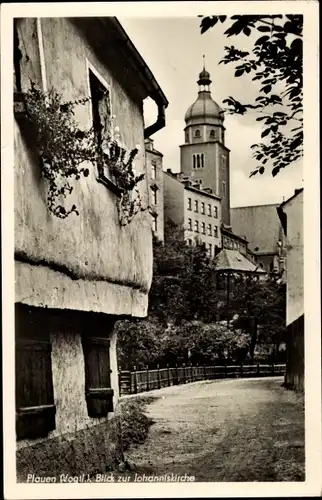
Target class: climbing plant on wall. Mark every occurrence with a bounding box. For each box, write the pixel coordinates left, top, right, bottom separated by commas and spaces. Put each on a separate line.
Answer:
15, 83, 147, 224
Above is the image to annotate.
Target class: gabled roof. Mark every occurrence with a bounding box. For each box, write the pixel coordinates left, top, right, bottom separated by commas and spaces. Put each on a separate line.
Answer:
215, 249, 266, 273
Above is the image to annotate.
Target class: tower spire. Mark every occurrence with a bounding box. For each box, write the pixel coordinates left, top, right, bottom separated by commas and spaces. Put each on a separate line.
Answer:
203, 54, 205, 71
198, 57, 211, 91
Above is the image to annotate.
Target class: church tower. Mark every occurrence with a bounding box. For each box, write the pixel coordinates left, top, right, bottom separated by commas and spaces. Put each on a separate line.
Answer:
180, 61, 231, 226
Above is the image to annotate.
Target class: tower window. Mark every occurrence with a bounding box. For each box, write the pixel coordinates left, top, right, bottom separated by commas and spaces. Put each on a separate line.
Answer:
185, 131, 189, 142
195, 129, 201, 138
210, 129, 215, 139
197, 155, 201, 168
221, 154, 226, 167
222, 181, 227, 198
201, 153, 204, 168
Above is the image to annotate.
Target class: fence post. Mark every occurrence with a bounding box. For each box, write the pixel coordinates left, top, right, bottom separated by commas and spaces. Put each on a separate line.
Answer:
240, 363, 243, 378
224, 363, 227, 378
146, 365, 149, 392
175, 364, 179, 385
196, 363, 199, 381
183, 363, 186, 384
257, 363, 260, 376
133, 365, 138, 394
157, 364, 161, 389
203, 364, 207, 380
271, 363, 275, 376
167, 364, 171, 387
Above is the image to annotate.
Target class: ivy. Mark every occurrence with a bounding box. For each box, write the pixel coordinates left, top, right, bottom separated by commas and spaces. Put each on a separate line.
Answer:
20, 83, 147, 224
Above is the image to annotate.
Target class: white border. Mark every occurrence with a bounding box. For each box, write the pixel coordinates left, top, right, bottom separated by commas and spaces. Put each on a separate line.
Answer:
2, 2, 321, 499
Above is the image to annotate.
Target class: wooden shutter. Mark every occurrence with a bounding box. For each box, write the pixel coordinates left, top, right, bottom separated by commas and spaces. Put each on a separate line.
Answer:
16, 337, 56, 439
82, 336, 114, 418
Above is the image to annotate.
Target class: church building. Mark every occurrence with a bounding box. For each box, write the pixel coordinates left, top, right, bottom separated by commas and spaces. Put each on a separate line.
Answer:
180, 63, 230, 227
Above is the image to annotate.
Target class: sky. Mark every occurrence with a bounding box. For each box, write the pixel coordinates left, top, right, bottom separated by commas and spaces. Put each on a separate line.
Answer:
120, 16, 303, 208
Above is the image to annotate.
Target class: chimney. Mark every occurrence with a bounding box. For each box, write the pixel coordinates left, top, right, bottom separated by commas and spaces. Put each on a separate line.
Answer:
145, 138, 154, 151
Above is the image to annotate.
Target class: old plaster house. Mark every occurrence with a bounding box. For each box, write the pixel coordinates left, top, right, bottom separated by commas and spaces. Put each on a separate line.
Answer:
277, 189, 304, 391
14, 17, 168, 478
145, 137, 164, 242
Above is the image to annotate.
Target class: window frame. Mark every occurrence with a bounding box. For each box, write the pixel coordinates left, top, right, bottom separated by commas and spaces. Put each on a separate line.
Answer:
207, 204, 212, 216
194, 200, 198, 213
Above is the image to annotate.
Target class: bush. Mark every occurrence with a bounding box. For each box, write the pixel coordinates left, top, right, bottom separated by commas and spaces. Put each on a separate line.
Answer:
117, 396, 156, 452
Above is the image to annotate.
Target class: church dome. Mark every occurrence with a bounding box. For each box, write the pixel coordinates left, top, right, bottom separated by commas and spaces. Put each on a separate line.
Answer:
184, 91, 223, 122
184, 64, 224, 125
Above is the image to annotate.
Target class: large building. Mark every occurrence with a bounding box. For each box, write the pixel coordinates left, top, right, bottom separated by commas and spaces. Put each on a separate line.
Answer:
180, 64, 230, 227
277, 189, 304, 391
145, 137, 164, 242
164, 171, 222, 258
14, 16, 167, 479
231, 203, 287, 273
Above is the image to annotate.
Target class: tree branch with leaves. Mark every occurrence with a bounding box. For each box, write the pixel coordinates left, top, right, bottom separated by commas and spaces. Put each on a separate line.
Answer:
200, 15, 303, 177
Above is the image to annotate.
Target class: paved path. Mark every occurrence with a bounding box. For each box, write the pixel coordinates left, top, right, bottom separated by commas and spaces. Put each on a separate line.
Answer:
124, 377, 304, 482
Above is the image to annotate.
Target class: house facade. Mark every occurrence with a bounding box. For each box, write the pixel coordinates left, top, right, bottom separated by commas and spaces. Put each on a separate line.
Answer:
277, 189, 304, 391
14, 17, 168, 479
145, 138, 164, 242
231, 203, 287, 273
164, 171, 222, 257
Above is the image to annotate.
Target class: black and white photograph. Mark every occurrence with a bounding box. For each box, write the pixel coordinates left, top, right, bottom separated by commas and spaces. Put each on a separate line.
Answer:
1, 1, 320, 498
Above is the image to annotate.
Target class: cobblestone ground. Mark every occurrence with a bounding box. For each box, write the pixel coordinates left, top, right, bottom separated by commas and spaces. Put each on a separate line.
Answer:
123, 377, 305, 482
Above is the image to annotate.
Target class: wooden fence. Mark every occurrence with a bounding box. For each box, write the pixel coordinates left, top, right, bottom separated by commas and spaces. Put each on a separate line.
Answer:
119, 363, 286, 396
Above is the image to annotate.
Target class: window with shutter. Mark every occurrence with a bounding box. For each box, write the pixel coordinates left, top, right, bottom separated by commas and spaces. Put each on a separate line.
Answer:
15, 306, 56, 440
82, 335, 114, 418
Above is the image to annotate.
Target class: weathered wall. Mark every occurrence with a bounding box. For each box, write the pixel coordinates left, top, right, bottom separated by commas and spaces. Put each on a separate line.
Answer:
284, 190, 304, 326
163, 173, 185, 231
15, 18, 152, 317
284, 314, 304, 392
17, 327, 119, 452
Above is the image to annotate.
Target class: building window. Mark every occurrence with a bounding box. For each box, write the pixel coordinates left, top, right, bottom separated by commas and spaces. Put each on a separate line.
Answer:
207, 204, 212, 216
15, 306, 56, 440
201, 153, 204, 168
194, 220, 199, 233
193, 155, 196, 169
195, 129, 201, 138
151, 188, 157, 205
194, 200, 198, 212
151, 162, 157, 180
208, 243, 212, 256
197, 155, 200, 168
152, 214, 157, 232
188, 218, 192, 231
208, 224, 212, 236
210, 129, 215, 139
185, 131, 189, 143
214, 225, 218, 238
187, 238, 192, 246
214, 206, 218, 218
82, 330, 114, 418
188, 198, 192, 210
201, 222, 206, 234
89, 68, 112, 180
222, 181, 227, 198
201, 202, 205, 214
221, 154, 226, 167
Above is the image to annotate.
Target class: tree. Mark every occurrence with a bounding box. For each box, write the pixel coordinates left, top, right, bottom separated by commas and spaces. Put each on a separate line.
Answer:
200, 15, 303, 177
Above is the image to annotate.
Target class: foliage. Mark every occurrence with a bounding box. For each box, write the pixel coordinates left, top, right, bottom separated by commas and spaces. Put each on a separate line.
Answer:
200, 15, 303, 177
21, 83, 146, 224
117, 396, 156, 452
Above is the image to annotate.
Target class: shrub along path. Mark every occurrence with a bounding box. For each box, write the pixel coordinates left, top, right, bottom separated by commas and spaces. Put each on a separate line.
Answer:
121, 377, 304, 482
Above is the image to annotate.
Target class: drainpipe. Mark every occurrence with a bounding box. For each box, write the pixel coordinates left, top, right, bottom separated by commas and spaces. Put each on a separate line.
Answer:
144, 94, 166, 139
